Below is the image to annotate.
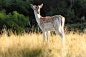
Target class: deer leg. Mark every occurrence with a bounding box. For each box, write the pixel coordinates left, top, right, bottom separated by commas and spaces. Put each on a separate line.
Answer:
61, 27, 65, 45
55, 30, 64, 45
47, 31, 50, 44
43, 30, 46, 44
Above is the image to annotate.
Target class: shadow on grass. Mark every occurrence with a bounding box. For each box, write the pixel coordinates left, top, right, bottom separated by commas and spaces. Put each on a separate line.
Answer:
0, 47, 43, 57
21, 48, 42, 57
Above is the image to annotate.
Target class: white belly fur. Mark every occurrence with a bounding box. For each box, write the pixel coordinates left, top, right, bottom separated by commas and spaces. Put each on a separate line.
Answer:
44, 22, 54, 31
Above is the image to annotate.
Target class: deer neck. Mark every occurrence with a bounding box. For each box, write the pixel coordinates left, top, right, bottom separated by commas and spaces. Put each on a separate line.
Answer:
34, 11, 41, 26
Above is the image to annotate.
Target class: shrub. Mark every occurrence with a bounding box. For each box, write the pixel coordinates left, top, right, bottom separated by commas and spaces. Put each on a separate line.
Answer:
65, 23, 86, 32
0, 0, 33, 16
0, 9, 30, 33
46, 1, 85, 24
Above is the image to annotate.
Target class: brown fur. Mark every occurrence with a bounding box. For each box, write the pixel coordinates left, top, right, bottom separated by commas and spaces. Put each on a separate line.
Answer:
40, 15, 64, 29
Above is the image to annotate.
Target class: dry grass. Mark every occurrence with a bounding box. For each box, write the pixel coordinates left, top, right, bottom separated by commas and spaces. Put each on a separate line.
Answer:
0, 32, 86, 57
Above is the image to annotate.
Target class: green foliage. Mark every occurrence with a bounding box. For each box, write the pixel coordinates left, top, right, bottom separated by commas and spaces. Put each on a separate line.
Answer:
0, 0, 86, 33
66, 23, 86, 32
0, 0, 33, 33
46, 1, 67, 16
0, 9, 30, 33
46, 1, 86, 24
72, 0, 86, 18
81, 16, 85, 21
46, 1, 76, 24
0, 0, 33, 15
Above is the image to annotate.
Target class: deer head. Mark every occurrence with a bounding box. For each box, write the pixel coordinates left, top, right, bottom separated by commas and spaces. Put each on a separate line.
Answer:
31, 4, 43, 14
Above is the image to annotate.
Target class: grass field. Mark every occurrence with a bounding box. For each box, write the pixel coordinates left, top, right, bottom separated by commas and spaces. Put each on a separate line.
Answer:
0, 32, 86, 57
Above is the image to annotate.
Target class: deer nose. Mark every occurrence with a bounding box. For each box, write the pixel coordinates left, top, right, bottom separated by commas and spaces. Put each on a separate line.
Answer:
37, 12, 39, 14
37, 11, 39, 14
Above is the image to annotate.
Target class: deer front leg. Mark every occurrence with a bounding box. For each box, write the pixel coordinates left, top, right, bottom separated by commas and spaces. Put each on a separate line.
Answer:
47, 31, 50, 44
43, 30, 46, 44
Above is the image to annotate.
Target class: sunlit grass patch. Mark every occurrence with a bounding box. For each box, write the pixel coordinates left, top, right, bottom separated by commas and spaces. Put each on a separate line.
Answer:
0, 32, 86, 57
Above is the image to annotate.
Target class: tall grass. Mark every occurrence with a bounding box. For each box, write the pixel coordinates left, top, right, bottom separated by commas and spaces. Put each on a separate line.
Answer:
0, 32, 86, 57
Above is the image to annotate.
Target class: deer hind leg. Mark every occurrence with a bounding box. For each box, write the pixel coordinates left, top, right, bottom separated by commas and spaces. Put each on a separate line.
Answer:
55, 29, 64, 45
54, 20, 64, 44
61, 27, 65, 44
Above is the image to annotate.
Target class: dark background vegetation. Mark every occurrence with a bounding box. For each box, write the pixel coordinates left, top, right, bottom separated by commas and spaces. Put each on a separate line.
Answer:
0, 0, 86, 34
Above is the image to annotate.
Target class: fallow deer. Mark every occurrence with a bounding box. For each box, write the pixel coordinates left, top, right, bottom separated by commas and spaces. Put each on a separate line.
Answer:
31, 4, 65, 45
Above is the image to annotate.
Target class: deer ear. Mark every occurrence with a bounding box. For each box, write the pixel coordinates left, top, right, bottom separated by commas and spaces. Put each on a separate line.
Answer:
30, 4, 33, 9
39, 4, 43, 8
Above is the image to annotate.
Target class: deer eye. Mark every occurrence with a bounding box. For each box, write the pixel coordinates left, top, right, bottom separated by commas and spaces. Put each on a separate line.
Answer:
35, 6, 38, 9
